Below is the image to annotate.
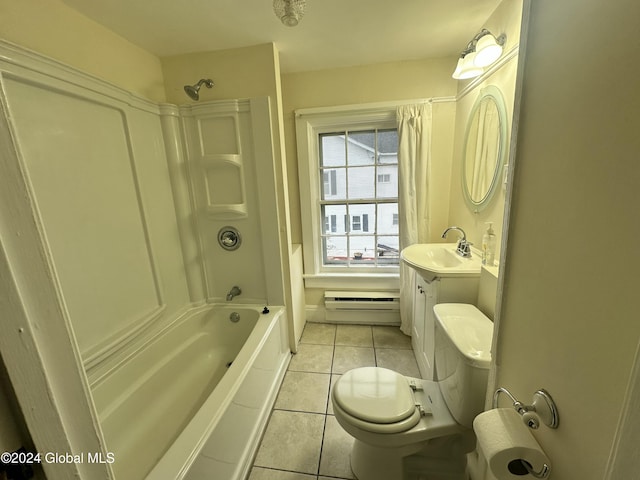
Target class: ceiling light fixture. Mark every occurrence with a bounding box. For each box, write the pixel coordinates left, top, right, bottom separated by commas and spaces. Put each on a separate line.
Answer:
273, 0, 306, 27
452, 29, 506, 80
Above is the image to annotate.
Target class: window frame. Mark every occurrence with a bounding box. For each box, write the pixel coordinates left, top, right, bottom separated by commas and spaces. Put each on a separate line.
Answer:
295, 103, 400, 288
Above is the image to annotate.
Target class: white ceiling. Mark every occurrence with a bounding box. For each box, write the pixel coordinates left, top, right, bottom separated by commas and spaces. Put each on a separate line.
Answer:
61, 0, 502, 73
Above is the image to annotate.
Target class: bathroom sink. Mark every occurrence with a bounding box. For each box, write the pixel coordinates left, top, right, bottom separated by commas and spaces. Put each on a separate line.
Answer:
400, 243, 482, 282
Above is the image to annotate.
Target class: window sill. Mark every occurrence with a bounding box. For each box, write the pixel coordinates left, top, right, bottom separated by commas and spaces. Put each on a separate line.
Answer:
303, 273, 400, 290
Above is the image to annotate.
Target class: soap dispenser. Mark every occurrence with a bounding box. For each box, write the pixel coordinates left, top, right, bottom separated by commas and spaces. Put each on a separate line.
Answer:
482, 223, 496, 266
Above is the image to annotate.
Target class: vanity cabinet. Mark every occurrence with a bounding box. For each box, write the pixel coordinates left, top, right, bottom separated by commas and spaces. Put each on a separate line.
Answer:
411, 270, 480, 380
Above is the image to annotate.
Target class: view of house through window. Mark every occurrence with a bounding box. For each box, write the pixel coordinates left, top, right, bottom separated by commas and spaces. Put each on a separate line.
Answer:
319, 129, 399, 266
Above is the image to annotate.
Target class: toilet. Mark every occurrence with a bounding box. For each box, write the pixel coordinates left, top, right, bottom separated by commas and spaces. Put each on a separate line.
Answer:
332, 303, 493, 480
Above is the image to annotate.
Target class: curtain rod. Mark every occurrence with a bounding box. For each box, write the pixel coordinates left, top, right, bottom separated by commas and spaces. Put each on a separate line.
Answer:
295, 96, 455, 118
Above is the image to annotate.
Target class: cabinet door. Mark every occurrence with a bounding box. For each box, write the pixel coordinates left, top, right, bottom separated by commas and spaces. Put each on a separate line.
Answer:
413, 275, 432, 379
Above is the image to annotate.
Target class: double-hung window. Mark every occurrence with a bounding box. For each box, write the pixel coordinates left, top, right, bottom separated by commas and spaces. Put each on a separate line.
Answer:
296, 104, 400, 286
319, 129, 398, 265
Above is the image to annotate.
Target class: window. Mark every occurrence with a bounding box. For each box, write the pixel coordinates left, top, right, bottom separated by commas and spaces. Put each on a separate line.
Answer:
318, 130, 398, 267
324, 214, 337, 233
296, 104, 400, 283
352, 215, 361, 231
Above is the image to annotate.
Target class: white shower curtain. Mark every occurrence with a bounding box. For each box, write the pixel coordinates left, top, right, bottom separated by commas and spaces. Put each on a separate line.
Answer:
397, 103, 432, 336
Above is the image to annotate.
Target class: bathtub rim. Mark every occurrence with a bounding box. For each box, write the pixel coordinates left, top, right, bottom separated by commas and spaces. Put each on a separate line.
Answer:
145, 304, 288, 480
88, 302, 272, 390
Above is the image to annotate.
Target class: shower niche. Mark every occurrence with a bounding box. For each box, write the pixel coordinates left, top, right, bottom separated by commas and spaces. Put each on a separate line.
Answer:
187, 112, 248, 218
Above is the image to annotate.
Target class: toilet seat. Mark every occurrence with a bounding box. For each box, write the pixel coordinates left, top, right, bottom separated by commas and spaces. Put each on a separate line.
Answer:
333, 367, 423, 434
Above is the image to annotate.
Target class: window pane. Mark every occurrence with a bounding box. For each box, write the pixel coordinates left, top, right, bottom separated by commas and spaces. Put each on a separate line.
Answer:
320, 133, 346, 167
321, 204, 347, 234
314, 125, 399, 270
347, 130, 375, 166
323, 236, 347, 265
377, 203, 398, 234
377, 164, 398, 198
321, 168, 346, 200
377, 129, 398, 162
349, 236, 376, 264
377, 235, 399, 264
348, 166, 375, 199
349, 203, 375, 233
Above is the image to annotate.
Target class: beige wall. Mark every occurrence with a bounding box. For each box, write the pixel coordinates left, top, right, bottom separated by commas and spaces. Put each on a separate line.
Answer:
281, 59, 459, 307
448, 0, 523, 259
447, 60, 518, 259
281, 57, 458, 245
497, 0, 640, 478
0, 0, 165, 102
161, 43, 282, 105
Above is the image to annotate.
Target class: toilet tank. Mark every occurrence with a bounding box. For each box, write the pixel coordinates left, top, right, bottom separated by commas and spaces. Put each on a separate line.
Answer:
433, 303, 493, 428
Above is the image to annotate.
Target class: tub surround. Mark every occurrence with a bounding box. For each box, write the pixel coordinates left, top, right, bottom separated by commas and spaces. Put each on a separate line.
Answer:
175, 98, 284, 305
5, 75, 170, 366
0, 39, 291, 480
0, 38, 287, 360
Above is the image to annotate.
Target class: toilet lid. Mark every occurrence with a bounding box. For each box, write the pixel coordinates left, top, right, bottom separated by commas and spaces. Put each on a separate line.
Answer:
334, 367, 417, 424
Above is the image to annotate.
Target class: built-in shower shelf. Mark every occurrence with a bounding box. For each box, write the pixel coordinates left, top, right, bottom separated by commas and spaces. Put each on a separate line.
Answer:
202, 153, 248, 218
205, 204, 248, 218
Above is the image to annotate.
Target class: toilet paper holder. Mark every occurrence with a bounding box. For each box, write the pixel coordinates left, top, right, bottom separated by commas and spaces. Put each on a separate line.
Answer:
509, 459, 550, 479
493, 387, 559, 430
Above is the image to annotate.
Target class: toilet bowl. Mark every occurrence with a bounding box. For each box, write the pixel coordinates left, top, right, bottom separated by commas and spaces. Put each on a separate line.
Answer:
332, 304, 493, 480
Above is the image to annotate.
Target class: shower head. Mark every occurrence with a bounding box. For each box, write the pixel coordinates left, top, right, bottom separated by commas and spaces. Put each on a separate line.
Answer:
183, 78, 214, 101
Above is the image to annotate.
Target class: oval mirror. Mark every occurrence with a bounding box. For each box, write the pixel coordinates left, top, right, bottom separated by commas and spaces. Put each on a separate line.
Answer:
462, 85, 508, 212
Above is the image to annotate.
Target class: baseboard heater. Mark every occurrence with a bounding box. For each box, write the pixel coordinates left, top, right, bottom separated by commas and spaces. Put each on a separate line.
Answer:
324, 290, 400, 324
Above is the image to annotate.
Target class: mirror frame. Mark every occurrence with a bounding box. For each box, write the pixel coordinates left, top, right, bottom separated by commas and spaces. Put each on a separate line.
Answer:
462, 85, 508, 212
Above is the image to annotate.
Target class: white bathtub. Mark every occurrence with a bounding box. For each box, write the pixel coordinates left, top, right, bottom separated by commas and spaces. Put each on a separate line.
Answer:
91, 304, 290, 480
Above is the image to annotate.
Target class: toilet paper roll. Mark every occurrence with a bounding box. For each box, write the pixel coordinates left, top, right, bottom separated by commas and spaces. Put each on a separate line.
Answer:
473, 408, 550, 479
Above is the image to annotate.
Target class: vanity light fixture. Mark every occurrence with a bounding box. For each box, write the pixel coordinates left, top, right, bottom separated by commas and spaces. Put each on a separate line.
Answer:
273, 0, 306, 26
452, 53, 484, 80
452, 29, 506, 80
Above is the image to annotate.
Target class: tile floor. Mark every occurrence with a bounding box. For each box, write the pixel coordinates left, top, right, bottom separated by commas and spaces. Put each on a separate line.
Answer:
248, 323, 419, 480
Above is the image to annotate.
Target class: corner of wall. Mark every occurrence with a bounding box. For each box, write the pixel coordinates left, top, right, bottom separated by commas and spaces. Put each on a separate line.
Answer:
0, 0, 165, 102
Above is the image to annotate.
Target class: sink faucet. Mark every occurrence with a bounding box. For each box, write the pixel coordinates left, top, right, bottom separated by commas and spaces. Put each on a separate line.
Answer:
226, 286, 241, 301
442, 226, 473, 258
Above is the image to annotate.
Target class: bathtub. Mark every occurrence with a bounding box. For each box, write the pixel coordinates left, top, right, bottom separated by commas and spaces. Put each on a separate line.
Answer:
90, 304, 290, 480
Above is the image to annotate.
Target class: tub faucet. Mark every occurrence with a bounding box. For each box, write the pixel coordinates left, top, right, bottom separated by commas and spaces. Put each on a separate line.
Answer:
226, 286, 241, 301
442, 226, 472, 258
